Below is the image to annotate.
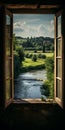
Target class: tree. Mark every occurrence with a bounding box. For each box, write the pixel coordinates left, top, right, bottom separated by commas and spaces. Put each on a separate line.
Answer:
16, 46, 25, 62
13, 34, 18, 50
14, 53, 21, 78
41, 56, 54, 98
45, 56, 54, 98
32, 54, 37, 62
42, 44, 45, 53
45, 56, 54, 81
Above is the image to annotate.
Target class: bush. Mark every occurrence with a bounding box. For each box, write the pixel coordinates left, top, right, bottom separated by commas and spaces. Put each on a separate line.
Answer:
29, 53, 33, 58
38, 54, 46, 59
45, 56, 54, 81
43, 56, 54, 98
42, 54, 46, 59
25, 53, 33, 58
16, 46, 25, 62
41, 80, 50, 97
32, 54, 37, 62
25, 53, 29, 58
34, 49, 37, 53
14, 53, 21, 79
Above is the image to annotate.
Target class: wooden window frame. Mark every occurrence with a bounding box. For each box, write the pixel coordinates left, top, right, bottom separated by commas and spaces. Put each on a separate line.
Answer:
0, 5, 64, 109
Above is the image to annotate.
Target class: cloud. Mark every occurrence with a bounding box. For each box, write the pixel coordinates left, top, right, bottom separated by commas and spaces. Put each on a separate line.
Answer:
14, 28, 24, 33
13, 21, 26, 29
13, 15, 54, 38
38, 25, 48, 33
51, 20, 54, 25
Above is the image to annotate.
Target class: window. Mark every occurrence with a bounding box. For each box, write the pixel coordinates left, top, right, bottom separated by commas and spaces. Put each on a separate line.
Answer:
54, 11, 63, 108
0, 6, 64, 109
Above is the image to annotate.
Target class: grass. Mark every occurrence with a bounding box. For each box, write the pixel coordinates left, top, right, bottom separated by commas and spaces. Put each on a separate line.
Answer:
25, 51, 53, 57
21, 52, 53, 72
14, 50, 53, 71
22, 58, 45, 68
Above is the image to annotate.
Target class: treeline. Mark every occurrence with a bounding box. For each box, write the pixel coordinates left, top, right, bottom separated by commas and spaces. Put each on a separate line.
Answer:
15, 36, 54, 52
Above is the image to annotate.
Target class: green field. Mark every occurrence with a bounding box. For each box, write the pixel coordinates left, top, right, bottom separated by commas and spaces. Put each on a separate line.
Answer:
22, 58, 45, 68
22, 52, 53, 71
25, 51, 53, 57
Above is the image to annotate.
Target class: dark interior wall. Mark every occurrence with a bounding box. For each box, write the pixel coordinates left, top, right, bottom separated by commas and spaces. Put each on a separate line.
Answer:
0, 0, 64, 5
0, 7, 5, 107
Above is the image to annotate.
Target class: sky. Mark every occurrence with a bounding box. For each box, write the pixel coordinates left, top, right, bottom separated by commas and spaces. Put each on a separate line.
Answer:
13, 14, 54, 38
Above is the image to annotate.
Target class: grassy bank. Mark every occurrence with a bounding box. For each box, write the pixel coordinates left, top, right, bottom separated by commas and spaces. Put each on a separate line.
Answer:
21, 52, 53, 72
21, 58, 45, 72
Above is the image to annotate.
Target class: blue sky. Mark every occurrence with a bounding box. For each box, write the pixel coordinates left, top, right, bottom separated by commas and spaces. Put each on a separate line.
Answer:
13, 14, 54, 38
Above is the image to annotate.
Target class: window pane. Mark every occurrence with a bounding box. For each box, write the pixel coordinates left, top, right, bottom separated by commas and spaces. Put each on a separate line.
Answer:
57, 16, 61, 37
6, 80, 12, 100
56, 79, 62, 99
56, 38, 62, 57
56, 59, 62, 78
6, 15, 10, 25
6, 38, 11, 56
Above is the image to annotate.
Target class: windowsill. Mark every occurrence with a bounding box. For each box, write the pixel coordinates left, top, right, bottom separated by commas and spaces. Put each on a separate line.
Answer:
13, 98, 56, 104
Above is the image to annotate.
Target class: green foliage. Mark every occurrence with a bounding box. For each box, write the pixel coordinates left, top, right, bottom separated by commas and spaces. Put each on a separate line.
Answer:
45, 56, 54, 98
42, 44, 45, 53
41, 80, 50, 97
13, 34, 18, 50
45, 56, 54, 81
25, 53, 33, 58
41, 56, 54, 98
34, 49, 37, 53
15, 36, 54, 52
38, 54, 46, 59
32, 54, 37, 62
22, 58, 45, 72
14, 53, 21, 78
16, 46, 25, 62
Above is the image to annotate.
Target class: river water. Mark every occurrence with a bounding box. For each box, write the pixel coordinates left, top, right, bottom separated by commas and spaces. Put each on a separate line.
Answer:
14, 70, 47, 99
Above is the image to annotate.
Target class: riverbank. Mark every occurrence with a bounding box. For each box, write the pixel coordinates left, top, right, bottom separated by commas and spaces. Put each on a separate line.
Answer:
21, 58, 45, 72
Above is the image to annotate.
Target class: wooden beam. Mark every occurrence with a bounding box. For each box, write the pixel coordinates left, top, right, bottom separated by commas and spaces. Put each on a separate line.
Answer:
9, 8, 58, 14
6, 4, 59, 9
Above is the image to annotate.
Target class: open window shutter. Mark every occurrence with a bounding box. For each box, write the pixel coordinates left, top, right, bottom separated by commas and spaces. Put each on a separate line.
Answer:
4, 8, 14, 108
54, 11, 63, 108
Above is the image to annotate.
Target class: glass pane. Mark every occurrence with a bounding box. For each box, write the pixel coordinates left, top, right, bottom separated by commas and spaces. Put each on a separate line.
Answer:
57, 16, 61, 37
6, 59, 12, 78
6, 80, 12, 100
56, 79, 62, 99
6, 15, 10, 36
6, 15, 10, 25
56, 39, 61, 57
6, 38, 11, 56
56, 59, 62, 78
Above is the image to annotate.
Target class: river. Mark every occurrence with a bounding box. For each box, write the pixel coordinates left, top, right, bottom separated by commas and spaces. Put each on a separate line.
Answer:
14, 70, 47, 99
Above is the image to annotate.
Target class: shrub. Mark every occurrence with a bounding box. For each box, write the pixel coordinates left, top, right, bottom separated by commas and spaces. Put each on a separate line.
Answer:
29, 53, 33, 58
16, 46, 25, 62
34, 49, 37, 53
14, 53, 21, 79
38, 54, 46, 59
25, 53, 29, 58
42, 54, 46, 59
32, 54, 37, 62
41, 80, 50, 97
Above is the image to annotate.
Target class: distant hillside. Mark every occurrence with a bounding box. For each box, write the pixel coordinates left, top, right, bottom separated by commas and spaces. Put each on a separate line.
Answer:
15, 36, 54, 52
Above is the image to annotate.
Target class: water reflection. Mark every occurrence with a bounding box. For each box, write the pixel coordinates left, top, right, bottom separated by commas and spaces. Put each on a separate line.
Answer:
14, 70, 47, 99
